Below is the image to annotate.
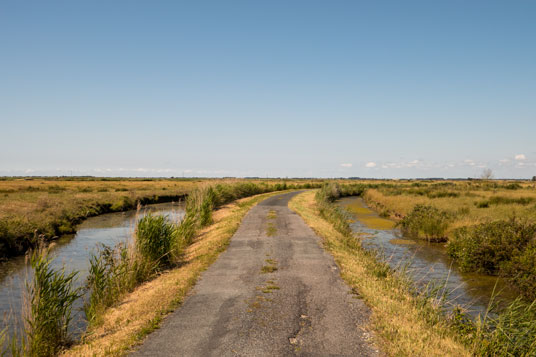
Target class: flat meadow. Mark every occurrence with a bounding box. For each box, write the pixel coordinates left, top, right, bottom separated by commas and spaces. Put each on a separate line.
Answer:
0, 177, 203, 258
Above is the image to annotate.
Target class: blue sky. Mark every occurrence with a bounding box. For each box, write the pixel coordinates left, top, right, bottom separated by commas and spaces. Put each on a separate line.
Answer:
1, 1, 535, 178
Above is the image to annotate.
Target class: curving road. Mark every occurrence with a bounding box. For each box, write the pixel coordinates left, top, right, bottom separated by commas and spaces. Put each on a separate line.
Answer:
133, 191, 378, 356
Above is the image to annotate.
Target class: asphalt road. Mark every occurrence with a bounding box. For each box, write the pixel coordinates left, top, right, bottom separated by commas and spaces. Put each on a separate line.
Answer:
133, 191, 378, 356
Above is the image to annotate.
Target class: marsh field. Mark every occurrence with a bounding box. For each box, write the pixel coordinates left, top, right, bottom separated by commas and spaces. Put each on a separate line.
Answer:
360, 179, 536, 300
1, 177, 536, 356
0, 177, 319, 259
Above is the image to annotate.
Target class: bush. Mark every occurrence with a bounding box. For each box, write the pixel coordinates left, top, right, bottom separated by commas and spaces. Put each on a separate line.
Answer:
502, 242, 536, 300
475, 196, 534, 208
447, 218, 536, 275
504, 183, 522, 190
398, 205, 450, 242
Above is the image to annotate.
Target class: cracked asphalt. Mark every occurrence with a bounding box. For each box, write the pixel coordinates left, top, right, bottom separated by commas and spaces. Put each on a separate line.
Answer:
133, 191, 379, 356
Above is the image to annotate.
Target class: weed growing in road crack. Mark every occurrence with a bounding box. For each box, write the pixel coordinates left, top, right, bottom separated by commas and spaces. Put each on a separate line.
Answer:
266, 210, 277, 236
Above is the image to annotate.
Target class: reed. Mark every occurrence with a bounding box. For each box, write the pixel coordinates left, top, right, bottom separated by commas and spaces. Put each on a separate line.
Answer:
473, 298, 536, 356
85, 213, 178, 324
136, 214, 177, 269
8, 248, 83, 356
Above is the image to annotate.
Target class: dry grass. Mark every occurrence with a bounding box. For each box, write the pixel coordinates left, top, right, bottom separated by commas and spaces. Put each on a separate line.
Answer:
0, 177, 321, 257
0, 178, 199, 257
289, 190, 470, 357
60, 190, 286, 356
363, 181, 536, 236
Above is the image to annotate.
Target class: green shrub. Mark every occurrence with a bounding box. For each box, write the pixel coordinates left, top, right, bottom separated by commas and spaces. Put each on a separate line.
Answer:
427, 191, 459, 199
398, 205, 450, 242
447, 218, 536, 275
502, 242, 536, 300
476, 196, 534, 208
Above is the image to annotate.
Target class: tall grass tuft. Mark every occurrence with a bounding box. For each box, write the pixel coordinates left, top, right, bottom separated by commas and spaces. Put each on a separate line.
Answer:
0, 327, 7, 356
136, 214, 177, 269
85, 244, 131, 323
20, 249, 82, 356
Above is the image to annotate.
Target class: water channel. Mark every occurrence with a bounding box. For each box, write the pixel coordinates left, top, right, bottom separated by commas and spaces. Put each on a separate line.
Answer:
0, 202, 185, 337
338, 196, 516, 317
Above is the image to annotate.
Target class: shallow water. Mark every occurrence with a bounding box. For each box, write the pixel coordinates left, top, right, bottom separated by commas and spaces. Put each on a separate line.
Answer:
0, 202, 184, 337
338, 197, 516, 317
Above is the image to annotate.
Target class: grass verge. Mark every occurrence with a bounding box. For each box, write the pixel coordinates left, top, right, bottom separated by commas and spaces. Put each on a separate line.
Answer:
289, 190, 470, 356
60, 190, 288, 356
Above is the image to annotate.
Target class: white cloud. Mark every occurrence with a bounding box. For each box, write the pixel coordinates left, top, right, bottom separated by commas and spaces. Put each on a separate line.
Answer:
515, 154, 526, 161
340, 163, 352, 168
365, 162, 377, 168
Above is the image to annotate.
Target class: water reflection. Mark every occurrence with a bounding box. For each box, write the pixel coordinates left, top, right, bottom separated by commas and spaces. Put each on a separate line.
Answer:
0, 202, 185, 337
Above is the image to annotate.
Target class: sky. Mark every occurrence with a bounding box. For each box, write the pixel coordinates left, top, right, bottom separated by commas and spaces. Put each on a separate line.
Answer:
1, 1, 535, 179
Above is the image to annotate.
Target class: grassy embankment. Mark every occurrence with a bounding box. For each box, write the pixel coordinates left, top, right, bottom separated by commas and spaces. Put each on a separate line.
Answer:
290, 184, 536, 356
362, 180, 536, 300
